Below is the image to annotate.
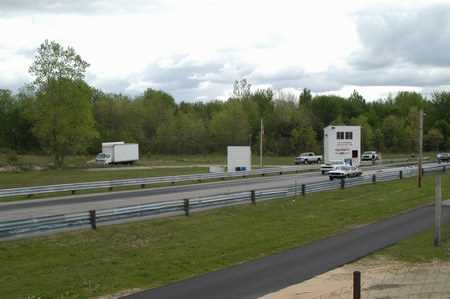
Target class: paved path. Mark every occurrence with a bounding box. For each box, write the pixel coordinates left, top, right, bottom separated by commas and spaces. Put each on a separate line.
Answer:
123, 205, 450, 299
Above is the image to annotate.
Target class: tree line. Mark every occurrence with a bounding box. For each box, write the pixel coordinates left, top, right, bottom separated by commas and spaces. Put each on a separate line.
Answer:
0, 41, 449, 167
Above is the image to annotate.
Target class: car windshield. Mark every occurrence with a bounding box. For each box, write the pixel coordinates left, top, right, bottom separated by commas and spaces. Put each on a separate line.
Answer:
335, 166, 350, 171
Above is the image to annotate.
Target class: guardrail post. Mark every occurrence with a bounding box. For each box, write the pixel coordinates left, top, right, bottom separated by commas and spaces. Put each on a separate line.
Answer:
444, 165, 446, 173
340, 178, 345, 189
71, 190, 76, 195
372, 174, 376, 184
184, 199, 190, 216
301, 184, 306, 196
399, 170, 403, 179
251, 190, 256, 204
89, 210, 97, 230
353, 271, 361, 299
279, 171, 283, 175
109, 187, 113, 192
141, 184, 146, 189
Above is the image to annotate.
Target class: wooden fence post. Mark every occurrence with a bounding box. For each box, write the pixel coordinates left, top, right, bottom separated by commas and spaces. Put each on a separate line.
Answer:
301, 184, 306, 196
340, 178, 345, 189
353, 271, 361, 299
372, 174, 376, 184
434, 176, 442, 247
251, 190, 256, 204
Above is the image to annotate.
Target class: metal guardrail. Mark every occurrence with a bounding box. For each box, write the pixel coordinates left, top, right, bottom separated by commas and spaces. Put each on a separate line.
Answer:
0, 165, 317, 199
0, 164, 448, 239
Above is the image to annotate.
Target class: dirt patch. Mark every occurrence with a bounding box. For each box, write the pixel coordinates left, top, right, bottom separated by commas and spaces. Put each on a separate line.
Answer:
259, 257, 450, 299
0, 165, 19, 172
95, 288, 142, 299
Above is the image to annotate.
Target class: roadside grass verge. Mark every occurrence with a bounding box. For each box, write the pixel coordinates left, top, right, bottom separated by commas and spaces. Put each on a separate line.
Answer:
1, 173, 449, 298
374, 219, 450, 263
0, 167, 208, 189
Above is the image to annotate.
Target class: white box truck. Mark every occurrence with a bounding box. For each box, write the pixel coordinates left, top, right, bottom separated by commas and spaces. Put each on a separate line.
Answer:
227, 146, 251, 172
96, 142, 139, 165
323, 125, 361, 166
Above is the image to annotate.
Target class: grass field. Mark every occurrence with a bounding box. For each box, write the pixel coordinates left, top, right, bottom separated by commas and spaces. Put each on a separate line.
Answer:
1, 173, 448, 298
375, 217, 450, 263
0, 167, 207, 189
0, 152, 436, 169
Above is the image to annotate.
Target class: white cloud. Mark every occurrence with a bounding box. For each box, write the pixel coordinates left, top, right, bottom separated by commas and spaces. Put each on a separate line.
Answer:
2, 0, 450, 101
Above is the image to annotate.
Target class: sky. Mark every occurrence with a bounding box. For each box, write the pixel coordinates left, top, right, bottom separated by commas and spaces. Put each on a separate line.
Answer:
1, 0, 450, 101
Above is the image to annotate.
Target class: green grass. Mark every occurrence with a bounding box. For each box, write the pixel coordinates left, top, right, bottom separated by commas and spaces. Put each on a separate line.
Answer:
0, 167, 207, 189
374, 216, 450, 263
1, 173, 448, 298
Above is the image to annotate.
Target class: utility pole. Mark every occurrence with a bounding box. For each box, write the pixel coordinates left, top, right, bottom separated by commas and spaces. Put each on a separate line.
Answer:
260, 118, 264, 169
418, 109, 423, 188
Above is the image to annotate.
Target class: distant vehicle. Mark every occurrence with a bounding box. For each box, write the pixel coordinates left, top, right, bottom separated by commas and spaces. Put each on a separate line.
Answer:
437, 153, 450, 163
361, 151, 379, 161
320, 160, 346, 175
295, 152, 322, 164
328, 165, 362, 180
96, 142, 139, 165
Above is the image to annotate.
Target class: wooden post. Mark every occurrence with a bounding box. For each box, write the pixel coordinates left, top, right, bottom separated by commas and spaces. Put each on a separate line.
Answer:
89, 210, 97, 230
340, 178, 345, 189
251, 190, 256, 204
418, 109, 423, 188
372, 174, 376, 184
434, 176, 442, 247
184, 199, 190, 216
301, 184, 306, 196
399, 170, 403, 179
353, 271, 361, 299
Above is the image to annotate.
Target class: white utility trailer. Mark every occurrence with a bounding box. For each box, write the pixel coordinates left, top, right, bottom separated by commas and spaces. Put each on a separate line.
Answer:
227, 146, 251, 172
323, 125, 361, 166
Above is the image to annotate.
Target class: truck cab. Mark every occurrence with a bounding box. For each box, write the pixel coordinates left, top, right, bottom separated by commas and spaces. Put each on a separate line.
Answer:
96, 153, 112, 165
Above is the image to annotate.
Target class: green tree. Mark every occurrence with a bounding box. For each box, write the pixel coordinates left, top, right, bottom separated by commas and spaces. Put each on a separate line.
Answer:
424, 128, 444, 151
299, 88, 312, 106
210, 101, 250, 150
29, 40, 97, 167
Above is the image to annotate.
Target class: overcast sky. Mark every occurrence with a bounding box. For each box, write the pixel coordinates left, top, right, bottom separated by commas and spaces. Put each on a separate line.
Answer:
1, 0, 450, 101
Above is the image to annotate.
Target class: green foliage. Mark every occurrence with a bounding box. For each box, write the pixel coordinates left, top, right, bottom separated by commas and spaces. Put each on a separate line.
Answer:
2, 56, 450, 158
31, 79, 97, 167
28, 40, 97, 167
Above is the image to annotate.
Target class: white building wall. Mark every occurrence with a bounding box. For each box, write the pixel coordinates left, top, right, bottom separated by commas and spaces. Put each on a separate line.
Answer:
323, 126, 361, 165
227, 146, 252, 172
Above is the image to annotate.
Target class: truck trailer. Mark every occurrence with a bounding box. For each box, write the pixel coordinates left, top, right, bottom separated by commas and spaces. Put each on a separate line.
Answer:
323, 125, 361, 166
96, 142, 139, 165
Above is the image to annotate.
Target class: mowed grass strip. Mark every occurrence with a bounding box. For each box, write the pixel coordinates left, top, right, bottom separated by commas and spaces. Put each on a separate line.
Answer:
1, 174, 449, 298
0, 167, 208, 189
374, 215, 450, 263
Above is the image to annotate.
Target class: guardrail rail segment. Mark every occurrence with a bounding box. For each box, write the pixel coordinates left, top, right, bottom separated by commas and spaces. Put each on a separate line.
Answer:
0, 165, 317, 199
0, 164, 448, 239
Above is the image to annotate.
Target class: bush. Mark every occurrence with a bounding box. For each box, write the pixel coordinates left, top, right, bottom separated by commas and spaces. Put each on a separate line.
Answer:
6, 150, 19, 165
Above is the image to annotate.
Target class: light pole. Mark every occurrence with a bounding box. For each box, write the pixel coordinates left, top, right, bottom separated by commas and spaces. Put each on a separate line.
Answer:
260, 118, 264, 169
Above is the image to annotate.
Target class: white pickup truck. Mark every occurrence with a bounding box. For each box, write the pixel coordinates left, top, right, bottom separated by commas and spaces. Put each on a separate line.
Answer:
294, 152, 323, 164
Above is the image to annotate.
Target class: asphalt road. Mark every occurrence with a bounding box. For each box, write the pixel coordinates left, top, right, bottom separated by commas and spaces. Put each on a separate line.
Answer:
123, 204, 450, 299
0, 163, 437, 221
